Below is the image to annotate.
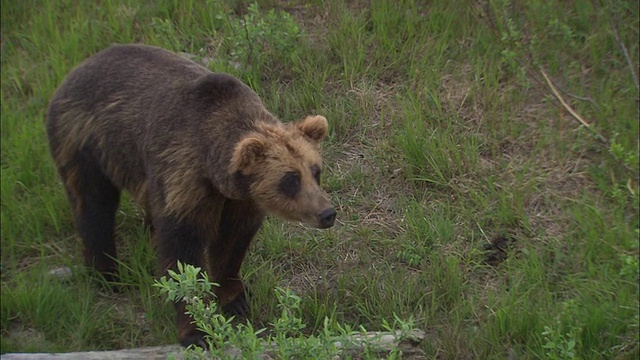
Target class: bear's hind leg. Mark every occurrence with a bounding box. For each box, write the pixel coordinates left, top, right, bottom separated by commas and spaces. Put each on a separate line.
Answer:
61, 150, 121, 282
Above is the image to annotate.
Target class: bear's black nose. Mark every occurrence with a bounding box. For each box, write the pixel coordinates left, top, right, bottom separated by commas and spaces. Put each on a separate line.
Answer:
318, 208, 336, 229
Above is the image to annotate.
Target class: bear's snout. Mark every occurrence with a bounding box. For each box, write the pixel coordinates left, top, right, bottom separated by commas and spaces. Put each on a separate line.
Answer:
318, 208, 336, 229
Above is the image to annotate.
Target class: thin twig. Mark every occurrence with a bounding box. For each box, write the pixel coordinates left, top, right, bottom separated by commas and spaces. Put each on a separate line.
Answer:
612, 23, 639, 93
239, 1, 253, 80
553, 82, 600, 111
540, 68, 609, 145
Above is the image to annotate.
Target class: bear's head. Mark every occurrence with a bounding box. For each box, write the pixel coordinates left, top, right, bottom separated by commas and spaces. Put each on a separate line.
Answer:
230, 115, 336, 229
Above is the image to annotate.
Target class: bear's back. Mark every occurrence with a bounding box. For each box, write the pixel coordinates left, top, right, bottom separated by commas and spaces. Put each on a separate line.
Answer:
46, 44, 270, 200
47, 44, 266, 145
50, 45, 221, 116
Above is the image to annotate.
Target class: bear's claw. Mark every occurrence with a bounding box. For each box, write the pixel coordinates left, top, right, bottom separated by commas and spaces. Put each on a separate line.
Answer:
179, 329, 208, 348
221, 291, 250, 317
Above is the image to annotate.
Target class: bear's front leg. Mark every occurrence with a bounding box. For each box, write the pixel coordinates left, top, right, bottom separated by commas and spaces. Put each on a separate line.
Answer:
155, 215, 211, 348
209, 199, 265, 318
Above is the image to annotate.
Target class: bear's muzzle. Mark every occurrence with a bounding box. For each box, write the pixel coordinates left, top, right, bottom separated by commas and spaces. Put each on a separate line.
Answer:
317, 208, 336, 229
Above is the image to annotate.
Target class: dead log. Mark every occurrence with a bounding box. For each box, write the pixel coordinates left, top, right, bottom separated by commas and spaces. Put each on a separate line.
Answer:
2, 329, 427, 359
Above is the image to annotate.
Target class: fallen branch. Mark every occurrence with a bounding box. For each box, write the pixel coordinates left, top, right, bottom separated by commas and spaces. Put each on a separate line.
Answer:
541, 67, 638, 180
2, 329, 428, 360
2, 345, 184, 360
540, 67, 609, 145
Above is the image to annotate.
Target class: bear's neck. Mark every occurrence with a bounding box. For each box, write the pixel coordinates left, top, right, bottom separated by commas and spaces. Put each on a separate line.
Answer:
207, 116, 279, 200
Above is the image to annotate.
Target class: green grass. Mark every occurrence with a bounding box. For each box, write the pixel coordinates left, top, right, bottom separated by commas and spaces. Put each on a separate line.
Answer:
1, 0, 638, 358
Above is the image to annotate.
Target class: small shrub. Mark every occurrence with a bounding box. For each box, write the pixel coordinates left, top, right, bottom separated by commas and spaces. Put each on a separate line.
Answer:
223, 2, 303, 83
154, 262, 417, 359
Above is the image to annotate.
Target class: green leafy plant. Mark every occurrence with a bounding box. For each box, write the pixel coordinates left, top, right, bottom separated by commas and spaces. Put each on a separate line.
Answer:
609, 133, 639, 172
225, 3, 302, 71
541, 300, 582, 360
154, 262, 416, 359
541, 325, 578, 360
149, 17, 182, 51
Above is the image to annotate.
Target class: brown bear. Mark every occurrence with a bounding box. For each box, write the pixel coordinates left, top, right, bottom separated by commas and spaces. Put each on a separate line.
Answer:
46, 44, 336, 347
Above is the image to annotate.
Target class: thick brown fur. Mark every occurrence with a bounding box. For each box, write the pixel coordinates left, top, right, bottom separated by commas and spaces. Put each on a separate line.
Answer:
46, 44, 335, 347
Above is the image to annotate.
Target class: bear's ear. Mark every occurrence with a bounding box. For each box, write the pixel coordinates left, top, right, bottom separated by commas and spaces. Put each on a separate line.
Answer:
231, 135, 267, 173
296, 115, 329, 143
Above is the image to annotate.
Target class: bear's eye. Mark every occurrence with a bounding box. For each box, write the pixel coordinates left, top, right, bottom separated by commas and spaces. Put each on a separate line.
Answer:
311, 165, 321, 184
278, 171, 301, 198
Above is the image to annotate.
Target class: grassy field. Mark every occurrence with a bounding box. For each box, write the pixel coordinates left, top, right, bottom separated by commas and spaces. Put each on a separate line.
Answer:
1, 0, 638, 358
